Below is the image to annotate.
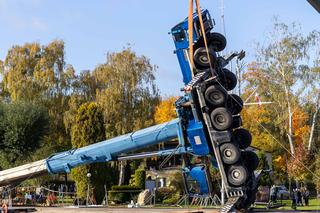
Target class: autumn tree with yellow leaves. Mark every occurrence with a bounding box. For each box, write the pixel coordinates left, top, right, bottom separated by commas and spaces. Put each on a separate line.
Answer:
242, 20, 320, 185
154, 96, 178, 124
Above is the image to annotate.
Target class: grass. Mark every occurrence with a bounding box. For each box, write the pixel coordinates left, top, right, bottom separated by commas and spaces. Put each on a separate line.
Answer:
56, 196, 320, 211
255, 198, 320, 211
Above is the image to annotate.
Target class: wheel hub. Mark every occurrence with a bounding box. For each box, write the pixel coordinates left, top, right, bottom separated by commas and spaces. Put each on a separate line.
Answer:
225, 149, 232, 157
232, 169, 241, 179
216, 115, 225, 123
200, 55, 208, 63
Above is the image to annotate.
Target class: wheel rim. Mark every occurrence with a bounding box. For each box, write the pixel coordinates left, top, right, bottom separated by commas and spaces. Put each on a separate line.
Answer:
205, 86, 227, 106
228, 165, 248, 186
215, 114, 225, 124
199, 55, 208, 64
211, 108, 232, 130
220, 143, 240, 164
225, 149, 232, 157
232, 169, 241, 180
210, 92, 221, 101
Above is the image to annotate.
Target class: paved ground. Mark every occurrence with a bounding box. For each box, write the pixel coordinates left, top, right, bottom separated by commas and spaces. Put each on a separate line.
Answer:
34, 207, 219, 213
5, 206, 320, 212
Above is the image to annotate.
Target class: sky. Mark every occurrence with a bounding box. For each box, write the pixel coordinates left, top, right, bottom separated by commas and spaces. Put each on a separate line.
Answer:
0, 0, 319, 96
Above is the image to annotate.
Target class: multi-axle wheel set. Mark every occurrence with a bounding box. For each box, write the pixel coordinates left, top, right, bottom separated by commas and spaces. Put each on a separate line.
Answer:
190, 32, 260, 210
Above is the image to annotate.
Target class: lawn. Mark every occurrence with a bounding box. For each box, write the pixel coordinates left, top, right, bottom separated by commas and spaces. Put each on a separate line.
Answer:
255, 199, 320, 211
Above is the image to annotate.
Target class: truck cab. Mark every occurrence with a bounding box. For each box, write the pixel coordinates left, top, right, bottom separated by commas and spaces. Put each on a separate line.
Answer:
171, 9, 214, 84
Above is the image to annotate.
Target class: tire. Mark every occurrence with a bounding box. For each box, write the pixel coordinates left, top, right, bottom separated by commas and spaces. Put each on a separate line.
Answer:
227, 164, 248, 186
232, 115, 242, 129
208, 32, 227, 52
227, 94, 243, 115
210, 107, 232, 130
205, 84, 227, 107
232, 128, 252, 149
242, 151, 259, 172
220, 142, 241, 164
194, 47, 215, 70
236, 189, 257, 210
220, 68, 237, 91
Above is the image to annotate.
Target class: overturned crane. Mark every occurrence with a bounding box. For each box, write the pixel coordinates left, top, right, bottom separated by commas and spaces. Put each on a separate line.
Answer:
0, 9, 260, 212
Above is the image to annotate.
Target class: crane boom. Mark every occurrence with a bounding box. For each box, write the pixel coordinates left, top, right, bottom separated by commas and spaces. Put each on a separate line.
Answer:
0, 119, 180, 186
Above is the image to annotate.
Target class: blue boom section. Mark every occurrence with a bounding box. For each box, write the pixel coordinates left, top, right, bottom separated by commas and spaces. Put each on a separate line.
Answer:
45, 119, 180, 174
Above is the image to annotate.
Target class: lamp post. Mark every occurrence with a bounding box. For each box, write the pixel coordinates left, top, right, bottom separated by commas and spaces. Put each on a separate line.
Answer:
86, 172, 91, 206
153, 174, 158, 206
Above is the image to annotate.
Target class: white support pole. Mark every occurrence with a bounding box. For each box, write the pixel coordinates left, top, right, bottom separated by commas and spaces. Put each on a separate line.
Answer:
221, 180, 225, 205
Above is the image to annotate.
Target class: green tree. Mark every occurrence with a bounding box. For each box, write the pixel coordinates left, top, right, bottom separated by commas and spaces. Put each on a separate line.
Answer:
1, 42, 42, 101
314, 152, 320, 193
63, 70, 97, 135
71, 102, 118, 203
93, 47, 160, 184
1, 40, 77, 150
0, 102, 49, 168
243, 21, 320, 183
257, 151, 272, 186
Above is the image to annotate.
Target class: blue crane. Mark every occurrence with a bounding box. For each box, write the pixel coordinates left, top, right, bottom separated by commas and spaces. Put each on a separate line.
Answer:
0, 9, 260, 212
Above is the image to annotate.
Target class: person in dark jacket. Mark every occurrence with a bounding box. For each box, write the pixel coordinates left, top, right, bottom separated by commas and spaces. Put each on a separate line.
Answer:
297, 188, 303, 206
270, 185, 277, 203
303, 187, 310, 206
292, 188, 298, 209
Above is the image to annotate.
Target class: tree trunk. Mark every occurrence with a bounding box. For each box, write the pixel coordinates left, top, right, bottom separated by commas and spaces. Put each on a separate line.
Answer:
308, 102, 319, 153
118, 161, 126, 186
284, 83, 294, 155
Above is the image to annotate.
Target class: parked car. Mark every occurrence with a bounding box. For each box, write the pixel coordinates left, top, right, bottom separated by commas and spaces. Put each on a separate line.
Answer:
275, 185, 290, 199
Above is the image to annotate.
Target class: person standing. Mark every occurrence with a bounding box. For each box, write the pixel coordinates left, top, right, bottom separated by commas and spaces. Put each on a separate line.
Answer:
270, 185, 276, 204
294, 188, 299, 206
1, 200, 8, 213
297, 188, 303, 206
303, 187, 310, 206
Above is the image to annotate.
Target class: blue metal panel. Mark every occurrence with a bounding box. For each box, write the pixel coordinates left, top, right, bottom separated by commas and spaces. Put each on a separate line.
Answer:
171, 9, 213, 85
46, 119, 180, 174
189, 166, 209, 194
186, 120, 209, 155
176, 50, 192, 84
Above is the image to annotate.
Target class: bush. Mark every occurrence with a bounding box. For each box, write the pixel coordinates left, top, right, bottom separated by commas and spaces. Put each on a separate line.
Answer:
108, 185, 142, 203
111, 185, 141, 190
134, 169, 146, 189
162, 193, 180, 205
156, 187, 175, 202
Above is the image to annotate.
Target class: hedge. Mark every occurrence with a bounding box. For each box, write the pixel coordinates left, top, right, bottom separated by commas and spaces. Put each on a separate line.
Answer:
109, 185, 142, 203
111, 185, 141, 191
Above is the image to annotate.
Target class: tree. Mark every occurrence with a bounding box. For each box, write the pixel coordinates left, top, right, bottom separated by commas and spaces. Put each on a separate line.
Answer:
154, 96, 178, 124
244, 22, 318, 151
63, 70, 97, 135
241, 103, 278, 152
314, 152, 320, 193
93, 47, 160, 185
245, 21, 319, 155
70, 102, 118, 203
243, 21, 320, 185
287, 143, 310, 182
1, 42, 42, 101
0, 102, 49, 168
257, 151, 272, 186
0, 40, 77, 150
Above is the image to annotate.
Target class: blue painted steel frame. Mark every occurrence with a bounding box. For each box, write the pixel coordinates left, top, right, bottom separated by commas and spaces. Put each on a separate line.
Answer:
171, 9, 212, 85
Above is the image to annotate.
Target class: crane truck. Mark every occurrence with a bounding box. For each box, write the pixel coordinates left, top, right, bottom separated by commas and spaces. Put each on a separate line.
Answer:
0, 9, 260, 212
